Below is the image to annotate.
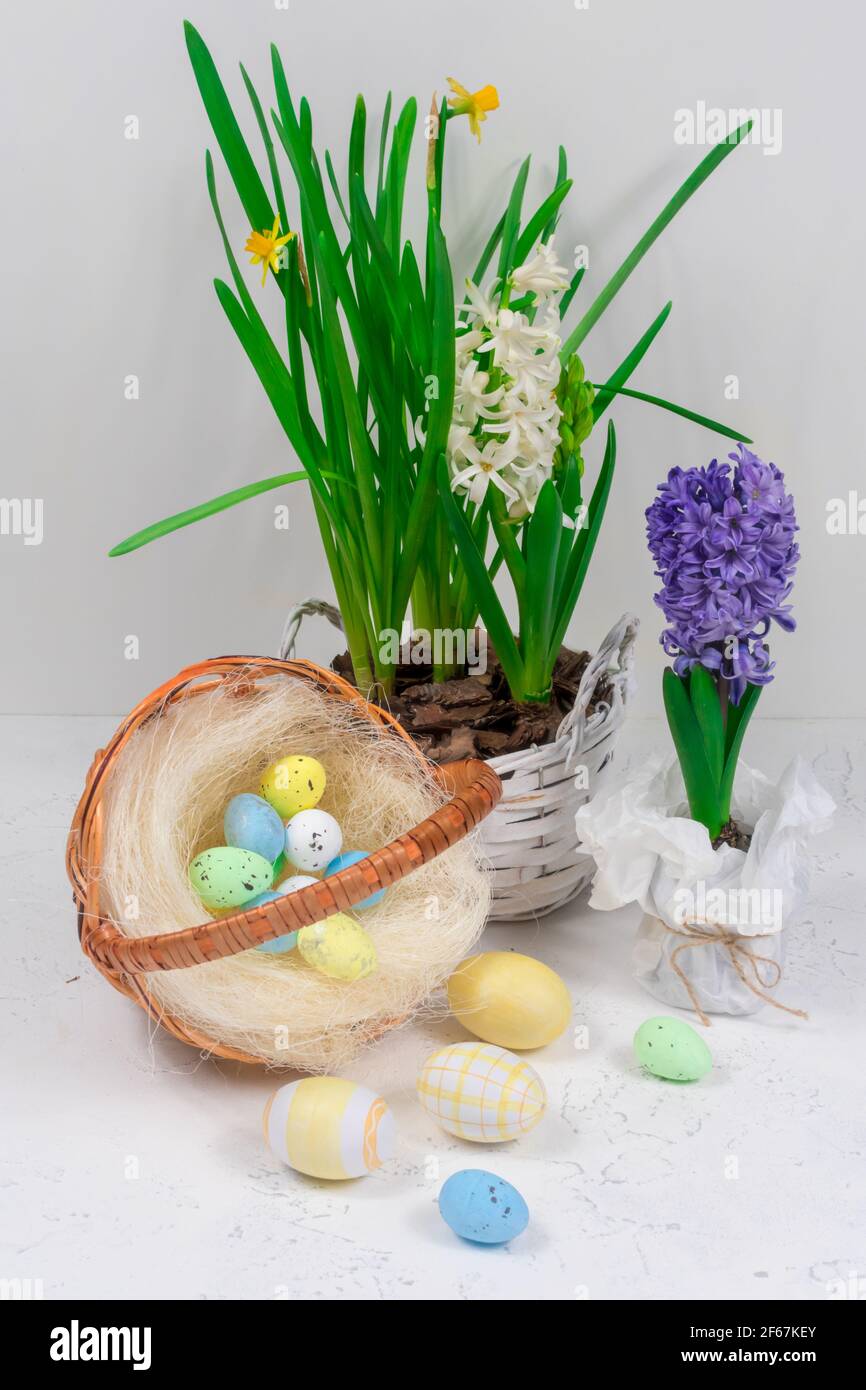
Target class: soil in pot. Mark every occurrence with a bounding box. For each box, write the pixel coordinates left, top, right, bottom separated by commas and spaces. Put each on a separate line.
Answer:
712, 820, 753, 852
332, 642, 613, 764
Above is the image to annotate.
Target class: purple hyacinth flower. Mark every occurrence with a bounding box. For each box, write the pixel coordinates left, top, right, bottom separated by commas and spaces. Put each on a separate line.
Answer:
646, 445, 798, 703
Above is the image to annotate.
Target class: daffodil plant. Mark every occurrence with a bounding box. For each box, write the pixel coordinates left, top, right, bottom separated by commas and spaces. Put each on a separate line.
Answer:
111, 20, 752, 704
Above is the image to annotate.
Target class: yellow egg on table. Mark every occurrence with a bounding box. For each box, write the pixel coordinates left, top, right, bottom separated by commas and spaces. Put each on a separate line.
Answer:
417, 1041, 546, 1143
263, 1077, 395, 1180
260, 754, 326, 818
297, 913, 377, 981
447, 951, 572, 1050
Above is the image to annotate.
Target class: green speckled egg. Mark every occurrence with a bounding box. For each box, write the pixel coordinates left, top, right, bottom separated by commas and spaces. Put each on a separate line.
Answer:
633, 1016, 712, 1082
189, 847, 274, 912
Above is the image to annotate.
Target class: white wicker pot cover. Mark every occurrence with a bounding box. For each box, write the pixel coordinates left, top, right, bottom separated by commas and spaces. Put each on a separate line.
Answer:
481, 613, 638, 921
278, 603, 639, 923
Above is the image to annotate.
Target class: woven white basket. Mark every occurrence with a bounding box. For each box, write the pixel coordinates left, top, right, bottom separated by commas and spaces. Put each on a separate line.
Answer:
482, 613, 639, 921
278, 604, 638, 922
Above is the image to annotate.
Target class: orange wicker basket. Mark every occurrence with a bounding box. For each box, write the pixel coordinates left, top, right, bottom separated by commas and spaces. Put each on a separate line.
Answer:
66, 656, 502, 1064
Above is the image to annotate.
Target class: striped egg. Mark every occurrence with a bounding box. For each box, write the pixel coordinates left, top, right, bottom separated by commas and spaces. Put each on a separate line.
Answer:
263, 1077, 395, 1180
416, 1042, 546, 1143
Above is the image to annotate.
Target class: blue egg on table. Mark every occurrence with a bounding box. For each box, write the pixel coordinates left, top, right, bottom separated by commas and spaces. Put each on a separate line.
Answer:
438, 1170, 529, 1246
224, 793, 285, 863
323, 850, 386, 909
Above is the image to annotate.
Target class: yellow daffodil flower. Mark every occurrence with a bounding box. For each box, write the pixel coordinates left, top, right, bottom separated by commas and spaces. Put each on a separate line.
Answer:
446, 78, 500, 142
244, 217, 294, 286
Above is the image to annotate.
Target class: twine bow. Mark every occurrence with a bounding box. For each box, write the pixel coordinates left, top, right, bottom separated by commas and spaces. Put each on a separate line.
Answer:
660, 917, 808, 1028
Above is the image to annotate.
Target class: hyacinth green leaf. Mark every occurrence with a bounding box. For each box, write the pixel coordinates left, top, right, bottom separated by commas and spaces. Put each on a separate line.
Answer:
588, 382, 751, 443
522, 480, 563, 697
561, 119, 753, 358
497, 155, 531, 285
542, 145, 568, 241
558, 266, 585, 320
719, 681, 762, 822
591, 302, 673, 422
184, 22, 274, 233
437, 460, 524, 693
512, 177, 573, 266
239, 62, 289, 251
108, 471, 308, 556
663, 668, 722, 838
548, 421, 616, 662
688, 663, 725, 788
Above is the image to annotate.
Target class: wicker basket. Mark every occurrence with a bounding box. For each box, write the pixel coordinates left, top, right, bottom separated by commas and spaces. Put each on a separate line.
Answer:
279, 606, 638, 923
482, 614, 639, 921
66, 656, 501, 1064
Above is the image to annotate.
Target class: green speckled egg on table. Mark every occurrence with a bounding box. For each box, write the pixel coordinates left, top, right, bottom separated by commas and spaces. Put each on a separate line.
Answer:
189, 847, 274, 912
633, 1015, 712, 1082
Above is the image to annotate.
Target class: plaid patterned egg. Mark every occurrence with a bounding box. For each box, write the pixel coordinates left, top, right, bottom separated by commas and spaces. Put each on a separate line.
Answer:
417, 1042, 546, 1143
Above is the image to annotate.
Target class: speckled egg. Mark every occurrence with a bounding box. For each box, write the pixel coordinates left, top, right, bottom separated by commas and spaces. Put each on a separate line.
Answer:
224, 793, 285, 862
324, 850, 386, 909
285, 809, 343, 872
417, 1042, 546, 1143
260, 755, 326, 819
447, 951, 572, 1050
297, 913, 377, 981
633, 1016, 712, 1082
189, 847, 274, 911
249, 874, 318, 955
263, 1077, 395, 1180
439, 1169, 529, 1245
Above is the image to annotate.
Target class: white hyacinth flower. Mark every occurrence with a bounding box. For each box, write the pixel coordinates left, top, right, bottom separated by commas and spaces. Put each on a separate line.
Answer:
510, 241, 571, 299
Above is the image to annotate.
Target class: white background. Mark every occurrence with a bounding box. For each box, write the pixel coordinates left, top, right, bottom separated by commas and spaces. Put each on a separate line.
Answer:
2, 0, 863, 716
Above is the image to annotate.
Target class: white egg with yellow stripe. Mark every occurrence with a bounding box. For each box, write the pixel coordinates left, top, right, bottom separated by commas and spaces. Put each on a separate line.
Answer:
263, 1077, 395, 1180
416, 1041, 546, 1143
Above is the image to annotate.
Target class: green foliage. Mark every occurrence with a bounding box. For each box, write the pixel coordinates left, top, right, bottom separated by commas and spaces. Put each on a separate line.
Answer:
109, 21, 755, 704
663, 667, 762, 838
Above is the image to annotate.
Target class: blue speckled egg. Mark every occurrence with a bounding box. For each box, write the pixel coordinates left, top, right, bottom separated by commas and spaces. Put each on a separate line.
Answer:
247, 874, 319, 954
224, 793, 285, 863
323, 850, 386, 909
438, 1169, 529, 1246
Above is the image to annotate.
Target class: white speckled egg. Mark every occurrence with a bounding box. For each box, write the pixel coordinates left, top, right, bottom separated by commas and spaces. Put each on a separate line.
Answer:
417, 1042, 546, 1143
284, 809, 343, 872
263, 1077, 395, 1180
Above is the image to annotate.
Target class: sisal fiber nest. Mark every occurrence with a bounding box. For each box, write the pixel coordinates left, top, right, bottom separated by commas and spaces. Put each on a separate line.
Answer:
67, 658, 499, 1070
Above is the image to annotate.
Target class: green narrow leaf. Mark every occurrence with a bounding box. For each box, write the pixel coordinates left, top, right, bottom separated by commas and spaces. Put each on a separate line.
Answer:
512, 178, 573, 266
497, 156, 531, 287
719, 681, 762, 822
521, 480, 563, 698
561, 120, 753, 358
437, 461, 524, 693
587, 381, 751, 443
184, 22, 273, 232
548, 421, 616, 662
663, 668, 722, 837
591, 302, 673, 422
109, 470, 307, 555
558, 265, 585, 320
688, 664, 725, 788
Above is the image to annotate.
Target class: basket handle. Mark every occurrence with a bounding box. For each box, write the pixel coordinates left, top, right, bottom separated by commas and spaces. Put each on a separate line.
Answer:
81, 757, 501, 976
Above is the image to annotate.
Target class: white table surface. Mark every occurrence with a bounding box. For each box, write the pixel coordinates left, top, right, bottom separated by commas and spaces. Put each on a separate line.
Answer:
2, 714, 863, 1303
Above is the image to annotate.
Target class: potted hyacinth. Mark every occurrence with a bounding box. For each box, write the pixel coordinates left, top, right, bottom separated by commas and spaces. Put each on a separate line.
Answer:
110, 21, 754, 921
576, 446, 834, 1021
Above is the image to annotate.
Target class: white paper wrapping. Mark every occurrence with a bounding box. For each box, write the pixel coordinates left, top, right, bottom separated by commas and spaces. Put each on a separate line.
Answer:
575, 755, 835, 1018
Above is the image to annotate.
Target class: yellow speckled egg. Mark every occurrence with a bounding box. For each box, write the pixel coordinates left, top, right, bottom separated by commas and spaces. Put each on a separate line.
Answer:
417, 1042, 546, 1143
297, 913, 377, 981
260, 755, 326, 818
447, 951, 572, 1050
263, 1077, 395, 1180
